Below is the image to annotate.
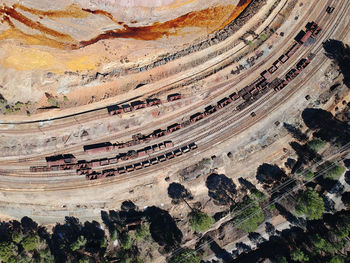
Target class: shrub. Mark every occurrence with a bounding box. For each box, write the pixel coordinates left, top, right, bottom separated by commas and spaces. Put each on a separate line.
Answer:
47, 98, 59, 107
189, 211, 214, 233
110, 229, 118, 241
260, 33, 267, 41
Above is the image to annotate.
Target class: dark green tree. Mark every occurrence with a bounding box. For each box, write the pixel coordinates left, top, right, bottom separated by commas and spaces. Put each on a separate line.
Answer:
295, 188, 325, 220
168, 248, 201, 263
232, 196, 264, 232
189, 210, 214, 233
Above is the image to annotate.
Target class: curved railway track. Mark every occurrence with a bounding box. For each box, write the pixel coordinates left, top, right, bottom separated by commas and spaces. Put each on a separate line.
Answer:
0, 0, 328, 167
0, 0, 347, 196
0, 0, 348, 191
0, 0, 343, 174
0, 0, 304, 135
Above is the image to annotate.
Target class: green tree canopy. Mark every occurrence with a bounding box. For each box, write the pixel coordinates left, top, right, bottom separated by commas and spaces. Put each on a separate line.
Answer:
70, 235, 87, 251
232, 196, 265, 232
189, 211, 214, 233
21, 234, 41, 251
168, 248, 201, 263
290, 248, 309, 262
0, 241, 18, 262
318, 162, 346, 180
308, 137, 327, 152
295, 188, 325, 220
327, 255, 345, 263
135, 222, 151, 241
120, 233, 133, 250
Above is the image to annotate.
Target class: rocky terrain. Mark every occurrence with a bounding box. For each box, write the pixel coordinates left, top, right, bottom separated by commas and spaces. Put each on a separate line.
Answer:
0, 0, 250, 113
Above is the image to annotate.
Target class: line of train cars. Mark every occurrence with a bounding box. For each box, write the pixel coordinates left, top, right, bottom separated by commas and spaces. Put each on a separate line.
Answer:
98, 23, 322, 154
84, 143, 198, 180
31, 141, 174, 173
30, 142, 198, 181
107, 93, 182, 116
29, 21, 321, 177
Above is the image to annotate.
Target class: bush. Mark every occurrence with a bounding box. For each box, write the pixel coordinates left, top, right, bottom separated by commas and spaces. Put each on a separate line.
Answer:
21, 234, 41, 251
260, 33, 267, 41
295, 188, 325, 220
232, 196, 264, 232
189, 211, 214, 233
47, 98, 59, 107
308, 137, 327, 152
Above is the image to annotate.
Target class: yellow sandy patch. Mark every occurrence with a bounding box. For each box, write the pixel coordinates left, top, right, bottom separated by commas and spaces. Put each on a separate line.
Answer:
1, 46, 98, 73
65, 56, 97, 72
3, 47, 57, 71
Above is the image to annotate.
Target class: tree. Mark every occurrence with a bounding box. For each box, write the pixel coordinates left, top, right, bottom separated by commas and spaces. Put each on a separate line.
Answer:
135, 222, 151, 241
189, 210, 214, 233
295, 188, 325, 220
0, 242, 17, 262
310, 234, 337, 254
328, 255, 345, 263
232, 196, 264, 232
308, 137, 327, 152
250, 188, 267, 202
21, 234, 41, 251
120, 233, 133, 250
168, 248, 201, 263
290, 249, 309, 262
70, 235, 87, 251
319, 162, 346, 180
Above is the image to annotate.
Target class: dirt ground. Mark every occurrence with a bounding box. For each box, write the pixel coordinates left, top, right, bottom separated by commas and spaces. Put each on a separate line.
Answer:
0, 0, 249, 111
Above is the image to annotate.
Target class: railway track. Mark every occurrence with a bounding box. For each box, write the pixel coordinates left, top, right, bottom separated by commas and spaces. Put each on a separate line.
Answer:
0, 0, 346, 194
0, 0, 325, 167
0, 0, 341, 177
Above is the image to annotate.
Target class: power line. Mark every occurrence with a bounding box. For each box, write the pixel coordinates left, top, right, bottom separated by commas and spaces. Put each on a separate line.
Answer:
173, 143, 350, 263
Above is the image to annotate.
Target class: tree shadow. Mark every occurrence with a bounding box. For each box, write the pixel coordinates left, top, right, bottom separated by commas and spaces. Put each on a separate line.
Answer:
208, 238, 234, 263
323, 39, 350, 88
206, 173, 237, 205
275, 203, 305, 228
81, 221, 106, 257
302, 108, 350, 146
168, 183, 193, 205
51, 217, 83, 262
283, 122, 308, 142
248, 232, 266, 246
238, 177, 255, 191
145, 206, 182, 252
